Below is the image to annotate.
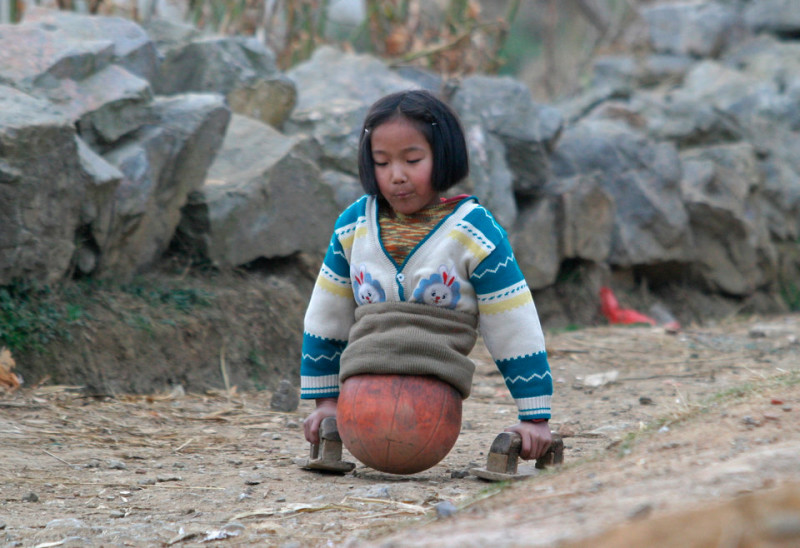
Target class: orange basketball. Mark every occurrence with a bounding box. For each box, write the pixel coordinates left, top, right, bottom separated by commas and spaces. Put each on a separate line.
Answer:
337, 374, 462, 474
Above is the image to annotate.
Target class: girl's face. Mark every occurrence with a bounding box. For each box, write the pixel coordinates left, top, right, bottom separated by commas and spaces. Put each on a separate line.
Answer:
370, 117, 437, 215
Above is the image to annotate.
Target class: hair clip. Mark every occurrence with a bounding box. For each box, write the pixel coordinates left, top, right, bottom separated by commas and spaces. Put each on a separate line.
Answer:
364, 128, 370, 134
431, 122, 438, 126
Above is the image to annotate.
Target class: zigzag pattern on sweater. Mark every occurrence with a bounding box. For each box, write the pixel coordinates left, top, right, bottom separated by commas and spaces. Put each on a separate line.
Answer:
504, 370, 553, 384
301, 350, 342, 363
471, 253, 515, 278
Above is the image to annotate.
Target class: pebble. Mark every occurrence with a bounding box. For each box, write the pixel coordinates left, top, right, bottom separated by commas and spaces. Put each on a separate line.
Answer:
107, 460, 127, 470
639, 396, 655, 405
110, 510, 126, 519
435, 500, 458, 518
628, 503, 653, 520
45, 518, 85, 529
270, 379, 299, 412
450, 469, 469, 479
22, 492, 39, 503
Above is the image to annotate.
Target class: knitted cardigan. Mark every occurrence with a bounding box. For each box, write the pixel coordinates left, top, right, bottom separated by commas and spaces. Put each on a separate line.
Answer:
300, 195, 553, 420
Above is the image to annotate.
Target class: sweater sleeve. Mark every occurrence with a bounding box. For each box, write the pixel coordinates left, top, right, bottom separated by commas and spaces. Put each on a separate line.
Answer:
468, 214, 553, 421
299, 204, 360, 399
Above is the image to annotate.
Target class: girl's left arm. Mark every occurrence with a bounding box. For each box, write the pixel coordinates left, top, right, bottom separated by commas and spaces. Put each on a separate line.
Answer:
470, 235, 553, 422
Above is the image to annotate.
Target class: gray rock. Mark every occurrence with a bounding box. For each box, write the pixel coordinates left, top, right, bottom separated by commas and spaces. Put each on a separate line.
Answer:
270, 379, 299, 412
0, 22, 154, 147
681, 143, 777, 295
642, 2, 744, 58
451, 75, 563, 197
551, 119, 691, 267
284, 97, 368, 175
592, 53, 694, 89
287, 46, 415, 112
155, 36, 296, 128
22, 7, 159, 82
99, 94, 230, 277
511, 196, 561, 290
556, 175, 615, 263
434, 500, 458, 518
744, 0, 800, 35
176, 114, 339, 267
0, 86, 91, 285
462, 122, 517, 228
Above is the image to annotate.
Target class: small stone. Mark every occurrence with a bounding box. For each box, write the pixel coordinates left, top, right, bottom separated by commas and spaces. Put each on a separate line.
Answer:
156, 475, 183, 483
138, 478, 156, 486
435, 500, 458, 518
271, 433, 282, 440
110, 510, 126, 518
270, 379, 299, 412
742, 416, 760, 427
450, 469, 469, 479
22, 492, 39, 503
629, 503, 653, 520
783, 406, 793, 412
639, 396, 655, 405
107, 460, 127, 470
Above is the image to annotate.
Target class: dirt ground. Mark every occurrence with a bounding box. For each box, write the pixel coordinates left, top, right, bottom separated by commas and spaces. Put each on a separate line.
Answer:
2, 313, 799, 547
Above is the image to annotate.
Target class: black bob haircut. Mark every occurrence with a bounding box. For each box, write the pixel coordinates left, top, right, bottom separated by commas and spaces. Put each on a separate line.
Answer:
357, 89, 469, 196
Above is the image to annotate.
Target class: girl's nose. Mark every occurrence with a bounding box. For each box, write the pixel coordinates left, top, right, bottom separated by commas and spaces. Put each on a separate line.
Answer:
391, 164, 406, 183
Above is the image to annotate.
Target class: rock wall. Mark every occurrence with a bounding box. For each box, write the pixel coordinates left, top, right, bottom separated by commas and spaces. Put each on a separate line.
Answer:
1, 2, 800, 314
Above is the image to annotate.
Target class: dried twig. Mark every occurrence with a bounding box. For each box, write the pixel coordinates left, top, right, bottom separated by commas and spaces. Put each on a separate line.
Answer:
43, 450, 74, 467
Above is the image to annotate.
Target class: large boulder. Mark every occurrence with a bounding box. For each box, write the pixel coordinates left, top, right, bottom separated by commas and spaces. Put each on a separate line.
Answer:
153, 32, 297, 128
511, 196, 561, 290
642, 2, 744, 58
99, 94, 231, 276
284, 46, 416, 176
460, 122, 517, 228
551, 119, 691, 267
680, 143, 777, 295
175, 114, 341, 267
0, 20, 154, 148
744, 0, 800, 36
0, 86, 119, 284
22, 6, 159, 82
451, 75, 563, 197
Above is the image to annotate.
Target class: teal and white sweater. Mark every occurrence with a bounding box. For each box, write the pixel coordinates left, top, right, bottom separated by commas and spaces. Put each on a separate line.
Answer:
300, 195, 553, 421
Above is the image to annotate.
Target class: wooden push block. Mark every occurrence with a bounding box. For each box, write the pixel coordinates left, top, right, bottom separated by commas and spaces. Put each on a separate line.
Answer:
471, 432, 563, 482
295, 417, 355, 474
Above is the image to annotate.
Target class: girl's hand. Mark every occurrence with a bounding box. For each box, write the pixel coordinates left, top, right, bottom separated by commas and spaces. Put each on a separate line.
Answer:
504, 420, 552, 460
303, 398, 338, 444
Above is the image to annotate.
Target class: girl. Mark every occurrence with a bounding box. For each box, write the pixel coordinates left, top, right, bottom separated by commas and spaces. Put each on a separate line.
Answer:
300, 89, 553, 461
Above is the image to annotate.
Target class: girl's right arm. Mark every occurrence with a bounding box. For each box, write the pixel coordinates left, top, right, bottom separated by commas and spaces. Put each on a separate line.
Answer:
300, 201, 362, 439
303, 397, 338, 444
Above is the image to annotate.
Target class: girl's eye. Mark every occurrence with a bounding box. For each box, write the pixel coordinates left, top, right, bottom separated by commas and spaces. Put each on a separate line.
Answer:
407, 159, 421, 164
374, 161, 388, 167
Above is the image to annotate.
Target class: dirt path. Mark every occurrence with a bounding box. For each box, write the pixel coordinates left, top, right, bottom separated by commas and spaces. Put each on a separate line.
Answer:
2, 314, 799, 547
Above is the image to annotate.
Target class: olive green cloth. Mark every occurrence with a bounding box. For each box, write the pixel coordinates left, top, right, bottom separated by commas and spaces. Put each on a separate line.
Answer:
339, 301, 479, 398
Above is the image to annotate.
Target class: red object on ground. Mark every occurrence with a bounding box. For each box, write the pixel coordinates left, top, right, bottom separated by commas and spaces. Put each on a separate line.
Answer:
600, 286, 657, 326
337, 374, 462, 475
